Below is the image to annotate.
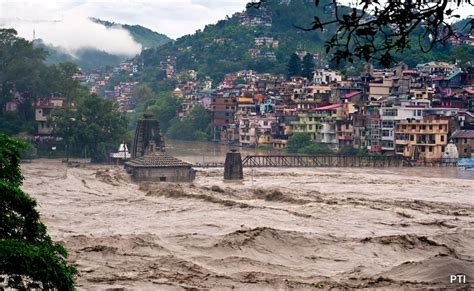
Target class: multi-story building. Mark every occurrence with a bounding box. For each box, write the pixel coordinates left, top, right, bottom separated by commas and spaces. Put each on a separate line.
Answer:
290, 112, 319, 139
395, 116, 450, 160
378, 99, 429, 154
313, 69, 342, 85
313, 104, 343, 150
451, 130, 474, 158
366, 105, 382, 153
239, 115, 277, 147
336, 120, 354, 148
369, 76, 410, 100
210, 94, 237, 127
35, 96, 66, 136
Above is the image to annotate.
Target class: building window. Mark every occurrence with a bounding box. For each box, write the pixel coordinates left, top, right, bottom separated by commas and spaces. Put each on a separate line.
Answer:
441, 135, 445, 142
429, 146, 433, 152
410, 135, 414, 141
160, 177, 166, 182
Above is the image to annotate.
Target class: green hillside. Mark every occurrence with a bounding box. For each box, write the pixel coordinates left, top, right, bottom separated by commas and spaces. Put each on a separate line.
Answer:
140, 0, 473, 82
141, 0, 337, 81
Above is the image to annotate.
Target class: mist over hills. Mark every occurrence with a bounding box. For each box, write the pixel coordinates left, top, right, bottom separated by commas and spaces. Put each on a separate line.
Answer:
90, 18, 172, 49
30, 18, 172, 71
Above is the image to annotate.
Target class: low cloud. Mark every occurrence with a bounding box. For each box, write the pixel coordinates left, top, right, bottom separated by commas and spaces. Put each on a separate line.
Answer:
0, 1, 143, 57
0, 0, 251, 42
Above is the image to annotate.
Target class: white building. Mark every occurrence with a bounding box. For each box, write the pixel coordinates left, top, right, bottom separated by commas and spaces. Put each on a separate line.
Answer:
313, 69, 342, 85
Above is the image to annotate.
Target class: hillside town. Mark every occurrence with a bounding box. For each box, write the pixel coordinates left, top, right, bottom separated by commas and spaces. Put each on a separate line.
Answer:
28, 56, 474, 162
171, 59, 474, 161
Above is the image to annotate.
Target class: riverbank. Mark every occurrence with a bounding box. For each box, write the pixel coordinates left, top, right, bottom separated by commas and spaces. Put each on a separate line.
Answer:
22, 159, 473, 290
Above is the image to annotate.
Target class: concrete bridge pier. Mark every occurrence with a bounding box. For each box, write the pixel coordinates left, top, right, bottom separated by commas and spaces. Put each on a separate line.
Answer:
224, 150, 243, 180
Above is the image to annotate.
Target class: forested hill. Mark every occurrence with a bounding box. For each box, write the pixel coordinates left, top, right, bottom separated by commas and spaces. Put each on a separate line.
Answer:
142, 0, 336, 81
90, 18, 172, 49
140, 0, 473, 82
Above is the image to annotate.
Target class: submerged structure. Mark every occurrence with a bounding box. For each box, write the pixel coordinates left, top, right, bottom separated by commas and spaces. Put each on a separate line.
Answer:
125, 112, 195, 182
224, 150, 243, 180
110, 143, 131, 164
131, 111, 165, 159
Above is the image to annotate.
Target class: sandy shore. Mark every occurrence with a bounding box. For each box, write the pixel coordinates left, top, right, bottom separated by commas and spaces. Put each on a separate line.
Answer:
22, 159, 473, 290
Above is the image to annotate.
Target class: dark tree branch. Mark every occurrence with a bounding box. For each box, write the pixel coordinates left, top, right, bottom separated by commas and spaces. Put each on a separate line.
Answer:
248, 0, 473, 67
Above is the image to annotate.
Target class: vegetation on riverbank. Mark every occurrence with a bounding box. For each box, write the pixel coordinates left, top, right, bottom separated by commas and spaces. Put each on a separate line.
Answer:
0, 134, 77, 290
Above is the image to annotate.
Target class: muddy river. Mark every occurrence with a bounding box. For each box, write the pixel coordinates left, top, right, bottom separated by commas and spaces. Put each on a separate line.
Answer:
22, 141, 474, 290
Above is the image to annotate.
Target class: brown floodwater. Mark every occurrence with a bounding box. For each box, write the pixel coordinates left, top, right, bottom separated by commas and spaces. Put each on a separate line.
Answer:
21, 140, 474, 290
166, 139, 474, 180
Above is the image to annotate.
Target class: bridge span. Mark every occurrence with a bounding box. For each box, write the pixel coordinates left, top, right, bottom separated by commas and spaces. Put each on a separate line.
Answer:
193, 155, 420, 168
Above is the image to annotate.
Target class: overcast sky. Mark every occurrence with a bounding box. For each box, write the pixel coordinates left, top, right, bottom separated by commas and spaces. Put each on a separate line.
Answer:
0, 0, 472, 56
0, 0, 250, 39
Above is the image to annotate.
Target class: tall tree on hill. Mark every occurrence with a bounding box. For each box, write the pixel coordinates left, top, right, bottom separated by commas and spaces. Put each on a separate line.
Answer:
0, 134, 77, 290
287, 53, 302, 78
0, 29, 46, 112
302, 53, 315, 80
248, 0, 474, 67
49, 94, 128, 162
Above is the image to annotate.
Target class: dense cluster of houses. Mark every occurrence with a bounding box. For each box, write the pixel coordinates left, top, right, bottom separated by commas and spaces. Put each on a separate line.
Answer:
73, 62, 139, 111
173, 61, 474, 160
31, 62, 140, 143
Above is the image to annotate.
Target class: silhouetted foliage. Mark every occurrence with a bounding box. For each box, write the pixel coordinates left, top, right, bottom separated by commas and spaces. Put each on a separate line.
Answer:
249, 0, 473, 67
287, 53, 302, 78
302, 53, 315, 80
0, 134, 77, 290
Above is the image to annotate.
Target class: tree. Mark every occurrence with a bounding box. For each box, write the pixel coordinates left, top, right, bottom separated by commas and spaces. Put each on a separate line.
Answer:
148, 92, 181, 132
133, 84, 155, 104
286, 132, 312, 153
0, 29, 47, 111
300, 143, 333, 155
248, 0, 474, 67
50, 94, 128, 162
0, 134, 77, 290
301, 53, 315, 80
287, 53, 302, 78
166, 105, 212, 141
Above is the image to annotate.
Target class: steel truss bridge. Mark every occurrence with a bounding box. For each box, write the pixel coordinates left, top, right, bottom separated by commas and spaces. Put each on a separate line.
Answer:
240, 155, 408, 167
193, 155, 421, 168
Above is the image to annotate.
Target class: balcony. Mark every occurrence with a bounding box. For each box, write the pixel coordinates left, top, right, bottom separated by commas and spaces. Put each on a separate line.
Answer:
395, 140, 409, 145
338, 135, 353, 141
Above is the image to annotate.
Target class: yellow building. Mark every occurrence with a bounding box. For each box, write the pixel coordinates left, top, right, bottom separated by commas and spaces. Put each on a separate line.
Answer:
395, 117, 449, 160
290, 112, 320, 139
